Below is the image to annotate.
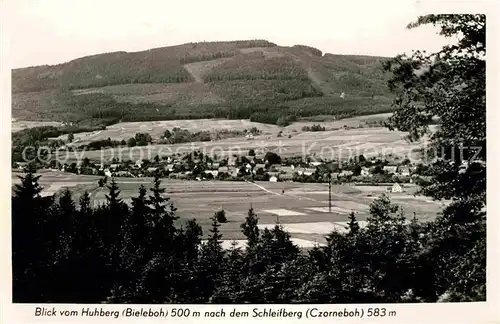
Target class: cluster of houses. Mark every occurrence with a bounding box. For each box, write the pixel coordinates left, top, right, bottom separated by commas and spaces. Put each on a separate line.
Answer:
14, 149, 422, 188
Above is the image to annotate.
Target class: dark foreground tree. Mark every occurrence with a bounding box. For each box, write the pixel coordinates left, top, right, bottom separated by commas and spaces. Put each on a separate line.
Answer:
383, 14, 486, 301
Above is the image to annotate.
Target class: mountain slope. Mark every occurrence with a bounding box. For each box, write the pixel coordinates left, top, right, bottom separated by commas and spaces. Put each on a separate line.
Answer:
12, 40, 394, 126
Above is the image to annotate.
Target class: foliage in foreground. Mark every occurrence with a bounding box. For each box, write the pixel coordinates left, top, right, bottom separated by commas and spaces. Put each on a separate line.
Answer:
12, 173, 485, 304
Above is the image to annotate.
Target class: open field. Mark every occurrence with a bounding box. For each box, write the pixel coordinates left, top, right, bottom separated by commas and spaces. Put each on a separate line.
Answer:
49, 113, 394, 144
13, 170, 445, 246
11, 120, 64, 132
12, 169, 102, 197
56, 124, 427, 163
55, 119, 281, 144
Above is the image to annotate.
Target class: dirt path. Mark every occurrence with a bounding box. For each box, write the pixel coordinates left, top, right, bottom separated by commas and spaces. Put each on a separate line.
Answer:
183, 64, 204, 83
244, 180, 320, 203
307, 67, 326, 92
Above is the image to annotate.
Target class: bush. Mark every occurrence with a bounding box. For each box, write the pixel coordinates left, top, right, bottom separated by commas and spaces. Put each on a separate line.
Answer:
215, 209, 227, 223
127, 137, 137, 147
302, 124, 326, 132
264, 151, 281, 165
276, 116, 290, 127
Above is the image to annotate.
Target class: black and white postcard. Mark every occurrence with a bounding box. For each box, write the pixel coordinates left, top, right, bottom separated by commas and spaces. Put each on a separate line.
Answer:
1, 0, 498, 323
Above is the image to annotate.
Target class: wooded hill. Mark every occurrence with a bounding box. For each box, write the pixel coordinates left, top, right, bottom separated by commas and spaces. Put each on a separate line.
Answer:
12, 40, 393, 126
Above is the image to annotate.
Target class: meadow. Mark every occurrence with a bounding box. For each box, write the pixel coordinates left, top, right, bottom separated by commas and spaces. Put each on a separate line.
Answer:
54, 123, 426, 164
12, 170, 445, 247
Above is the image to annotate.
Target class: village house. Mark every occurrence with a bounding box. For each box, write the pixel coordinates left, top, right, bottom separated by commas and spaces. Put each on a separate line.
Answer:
218, 166, 229, 174
165, 164, 174, 172
245, 163, 253, 170
309, 161, 323, 167
361, 167, 372, 177
391, 183, 403, 193
227, 156, 237, 166
297, 168, 316, 176
204, 170, 219, 178
278, 173, 294, 182
110, 164, 119, 171
134, 160, 142, 168
113, 170, 132, 177
267, 171, 280, 178
269, 175, 278, 182
383, 165, 398, 175
230, 167, 239, 177
177, 173, 189, 180
147, 167, 158, 173
15, 162, 28, 170
279, 166, 295, 175
398, 166, 411, 177
339, 170, 354, 177
104, 169, 112, 178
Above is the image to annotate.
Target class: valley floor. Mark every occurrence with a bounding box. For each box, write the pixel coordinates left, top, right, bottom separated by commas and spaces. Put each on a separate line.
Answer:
12, 169, 446, 246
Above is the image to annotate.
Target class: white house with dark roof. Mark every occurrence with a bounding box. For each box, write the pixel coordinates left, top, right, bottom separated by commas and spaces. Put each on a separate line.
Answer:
204, 170, 219, 177
391, 183, 403, 193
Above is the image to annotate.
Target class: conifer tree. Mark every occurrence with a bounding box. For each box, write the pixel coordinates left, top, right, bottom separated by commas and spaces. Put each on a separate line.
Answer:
241, 206, 260, 249
112, 185, 151, 302
140, 176, 179, 302
101, 178, 128, 300
199, 213, 225, 301
148, 175, 178, 242
12, 170, 53, 302
346, 212, 360, 235
172, 219, 203, 303
211, 241, 244, 302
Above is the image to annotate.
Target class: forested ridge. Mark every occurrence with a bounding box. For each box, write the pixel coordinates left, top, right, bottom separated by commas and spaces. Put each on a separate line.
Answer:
12, 40, 392, 126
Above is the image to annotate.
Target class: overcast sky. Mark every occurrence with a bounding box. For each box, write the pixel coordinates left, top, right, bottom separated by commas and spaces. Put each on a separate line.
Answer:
5, 0, 454, 68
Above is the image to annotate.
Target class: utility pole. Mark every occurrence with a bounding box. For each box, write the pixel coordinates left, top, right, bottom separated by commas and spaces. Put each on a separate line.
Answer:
328, 172, 332, 213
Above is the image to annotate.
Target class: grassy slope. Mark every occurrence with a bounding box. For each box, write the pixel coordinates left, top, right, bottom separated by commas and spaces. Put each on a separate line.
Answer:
12, 40, 393, 126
